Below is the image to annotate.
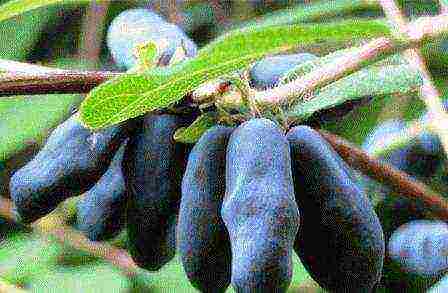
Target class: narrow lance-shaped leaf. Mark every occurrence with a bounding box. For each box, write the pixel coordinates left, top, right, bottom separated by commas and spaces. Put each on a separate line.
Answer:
80, 19, 392, 130
0, 0, 90, 23
240, 0, 379, 28
287, 65, 424, 122
173, 112, 218, 144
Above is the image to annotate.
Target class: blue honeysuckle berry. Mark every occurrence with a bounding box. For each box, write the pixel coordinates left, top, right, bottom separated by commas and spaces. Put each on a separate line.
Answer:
388, 220, 448, 278
107, 8, 198, 70
249, 53, 318, 90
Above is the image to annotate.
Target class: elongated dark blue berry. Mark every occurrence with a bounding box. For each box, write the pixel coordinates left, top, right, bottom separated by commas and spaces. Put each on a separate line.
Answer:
178, 126, 234, 292
9, 114, 130, 223
287, 125, 384, 293
222, 118, 299, 292
76, 140, 128, 241
123, 114, 189, 271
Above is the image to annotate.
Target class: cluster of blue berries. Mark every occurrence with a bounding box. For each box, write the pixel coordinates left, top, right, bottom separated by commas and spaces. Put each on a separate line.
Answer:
8, 7, 448, 292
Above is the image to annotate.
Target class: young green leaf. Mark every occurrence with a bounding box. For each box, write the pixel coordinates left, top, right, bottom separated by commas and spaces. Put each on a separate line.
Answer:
173, 112, 217, 144
0, 0, 89, 23
130, 41, 159, 72
80, 19, 392, 130
287, 65, 423, 122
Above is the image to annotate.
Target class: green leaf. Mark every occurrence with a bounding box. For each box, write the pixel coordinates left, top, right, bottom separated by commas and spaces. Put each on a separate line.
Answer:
80, 18, 392, 130
0, 0, 89, 23
0, 94, 82, 162
288, 65, 424, 121
173, 112, 217, 144
0, 234, 62, 284
131, 41, 159, 72
240, 0, 379, 28
28, 264, 128, 293
279, 47, 408, 85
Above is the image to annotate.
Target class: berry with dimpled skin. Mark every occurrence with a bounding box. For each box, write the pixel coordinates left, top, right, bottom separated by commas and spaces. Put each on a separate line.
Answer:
389, 220, 448, 275
76, 140, 129, 241
222, 118, 299, 292
9, 114, 130, 224
178, 126, 234, 293
287, 125, 385, 293
107, 8, 198, 70
123, 114, 190, 271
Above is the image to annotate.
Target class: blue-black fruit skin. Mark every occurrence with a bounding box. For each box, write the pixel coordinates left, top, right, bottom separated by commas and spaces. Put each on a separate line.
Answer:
222, 118, 300, 292
384, 220, 448, 291
389, 220, 448, 277
178, 126, 234, 293
123, 114, 190, 271
287, 125, 385, 293
107, 8, 198, 70
76, 140, 129, 242
249, 53, 318, 90
9, 114, 130, 224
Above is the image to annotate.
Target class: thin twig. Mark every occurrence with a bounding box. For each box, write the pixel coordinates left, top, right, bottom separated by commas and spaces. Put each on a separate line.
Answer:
0, 196, 139, 277
378, 0, 448, 158
252, 13, 448, 106
210, 0, 229, 26
161, 0, 183, 26
0, 14, 447, 99
0, 65, 120, 96
79, 0, 110, 67
0, 196, 14, 223
36, 224, 140, 278
253, 37, 398, 105
319, 130, 448, 221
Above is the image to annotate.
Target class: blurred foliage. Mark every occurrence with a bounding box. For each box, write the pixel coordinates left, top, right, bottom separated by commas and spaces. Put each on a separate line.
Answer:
0, 0, 448, 292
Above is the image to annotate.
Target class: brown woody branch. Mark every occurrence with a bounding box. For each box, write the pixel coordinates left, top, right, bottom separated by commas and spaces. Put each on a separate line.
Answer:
0, 69, 120, 96
319, 130, 448, 221
1, 14, 448, 100
79, 1, 110, 66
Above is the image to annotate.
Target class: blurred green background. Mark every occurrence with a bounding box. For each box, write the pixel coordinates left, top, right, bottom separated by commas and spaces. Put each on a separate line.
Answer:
0, 0, 448, 292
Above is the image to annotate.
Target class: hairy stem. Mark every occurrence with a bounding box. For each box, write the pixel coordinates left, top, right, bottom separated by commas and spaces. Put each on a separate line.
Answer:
0, 14, 447, 102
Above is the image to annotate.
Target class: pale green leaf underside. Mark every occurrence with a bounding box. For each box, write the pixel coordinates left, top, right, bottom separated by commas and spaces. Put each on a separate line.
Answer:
80, 19, 392, 130
0, 0, 89, 23
173, 112, 217, 144
279, 47, 408, 85
288, 65, 424, 121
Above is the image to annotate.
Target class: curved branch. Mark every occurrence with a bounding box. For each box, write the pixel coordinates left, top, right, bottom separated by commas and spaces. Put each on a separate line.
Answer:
319, 130, 448, 221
